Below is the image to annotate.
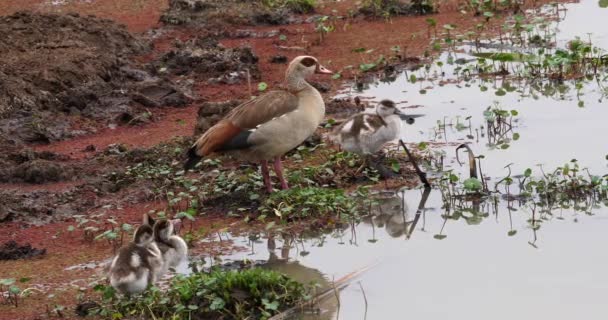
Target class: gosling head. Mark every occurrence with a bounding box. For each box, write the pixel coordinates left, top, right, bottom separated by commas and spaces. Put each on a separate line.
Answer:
153, 219, 175, 242
133, 224, 154, 245
377, 99, 420, 124
376, 100, 400, 117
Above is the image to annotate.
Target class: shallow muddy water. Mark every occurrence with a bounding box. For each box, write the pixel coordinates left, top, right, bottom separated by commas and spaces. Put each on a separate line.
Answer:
218, 1, 608, 319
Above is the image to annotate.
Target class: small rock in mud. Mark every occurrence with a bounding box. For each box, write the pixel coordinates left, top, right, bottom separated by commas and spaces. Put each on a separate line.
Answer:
0, 241, 46, 260
104, 143, 129, 155
309, 81, 331, 93
84, 145, 97, 152
154, 37, 259, 83
75, 301, 101, 317
269, 55, 288, 64
194, 100, 243, 135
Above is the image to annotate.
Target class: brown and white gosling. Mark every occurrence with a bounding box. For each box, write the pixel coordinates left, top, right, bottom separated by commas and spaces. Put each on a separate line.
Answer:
330, 99, 420, 178
331, 99, 417, 155
108, 224, 163, 294
143, 214, 188, 277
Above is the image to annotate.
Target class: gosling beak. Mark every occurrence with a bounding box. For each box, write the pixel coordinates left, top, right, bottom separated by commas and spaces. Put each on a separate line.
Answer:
316, 64, 333, 75
395, 109, 424, 124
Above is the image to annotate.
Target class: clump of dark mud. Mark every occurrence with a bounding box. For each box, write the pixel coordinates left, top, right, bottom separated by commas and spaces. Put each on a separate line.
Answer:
357, 0, 435, 18
0, 12, 189, 146
0, 241, 46, 260
152, 37, 259, 84
160, 0, 307, 31
0, 147, 73, 183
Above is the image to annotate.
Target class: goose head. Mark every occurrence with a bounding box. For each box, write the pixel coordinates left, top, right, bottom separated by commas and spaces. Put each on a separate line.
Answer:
133, 224, 154, 246
285, 56, 332, 84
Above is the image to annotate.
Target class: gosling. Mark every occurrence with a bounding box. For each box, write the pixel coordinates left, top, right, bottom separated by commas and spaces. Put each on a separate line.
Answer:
143, 214, 188, 277
331, 99, 415, 155
108, 224, 163, 294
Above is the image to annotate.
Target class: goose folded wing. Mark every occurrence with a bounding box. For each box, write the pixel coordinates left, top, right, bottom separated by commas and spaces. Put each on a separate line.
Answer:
193, 90, 299, 156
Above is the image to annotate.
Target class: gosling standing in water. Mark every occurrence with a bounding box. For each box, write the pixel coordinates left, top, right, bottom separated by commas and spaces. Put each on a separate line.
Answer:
108, 224, 163, 294
143, 215, 188, 277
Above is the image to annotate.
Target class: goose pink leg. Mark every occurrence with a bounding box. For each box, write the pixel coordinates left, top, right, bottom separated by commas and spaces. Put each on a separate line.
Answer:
273, 156, 289, 190
260, 160, 273, 193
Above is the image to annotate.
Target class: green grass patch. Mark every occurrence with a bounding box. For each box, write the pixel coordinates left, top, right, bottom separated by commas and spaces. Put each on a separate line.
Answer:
260, 186, 371, 220
92, 268, 312, 320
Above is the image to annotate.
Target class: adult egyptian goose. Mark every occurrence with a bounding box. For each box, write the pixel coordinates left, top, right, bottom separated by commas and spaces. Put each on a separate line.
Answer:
331, 99, 416, 155
184, 56, 332, 192
108, 224, 163, 294
143, 215, 188, 277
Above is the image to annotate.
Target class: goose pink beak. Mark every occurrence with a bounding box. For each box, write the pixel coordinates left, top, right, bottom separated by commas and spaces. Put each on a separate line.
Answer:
316, 65, 333, 74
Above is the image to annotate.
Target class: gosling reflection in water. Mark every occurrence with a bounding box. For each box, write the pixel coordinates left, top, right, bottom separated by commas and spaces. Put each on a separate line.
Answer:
262, 234, 338, 320
363, 188, 431, 239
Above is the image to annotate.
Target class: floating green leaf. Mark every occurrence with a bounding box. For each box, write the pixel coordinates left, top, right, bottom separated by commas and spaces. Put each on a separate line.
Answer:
463, 178, 483, 192
258, 82, 268, 92
495, 89, 506, 96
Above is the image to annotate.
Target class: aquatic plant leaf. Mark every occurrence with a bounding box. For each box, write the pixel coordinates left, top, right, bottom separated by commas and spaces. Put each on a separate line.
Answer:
495, 89, 506, 96
508, 230, 517, 236
258, 82, 268, 92
9, 286, 20, 294
433, 234, 447, 240
262, 299, 280, 311
210, 297, 225, 310
600, 0, 608, 8
464, 178, 483, 191
359, 63, 377, 72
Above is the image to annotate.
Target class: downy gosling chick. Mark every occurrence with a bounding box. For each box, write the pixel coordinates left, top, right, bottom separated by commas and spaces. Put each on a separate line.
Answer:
331, 99, 415, 155
108, 224, 162, 294
143, 214, 188, 277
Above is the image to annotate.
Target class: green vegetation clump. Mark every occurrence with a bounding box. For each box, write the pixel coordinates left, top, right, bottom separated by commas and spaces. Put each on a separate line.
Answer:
260, 186, 370, 220
262, 0, 317, 13
93, 268, 312, 320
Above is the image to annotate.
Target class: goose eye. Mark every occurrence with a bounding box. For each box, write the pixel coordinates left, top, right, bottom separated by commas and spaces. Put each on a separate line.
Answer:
300, 57, 316, 67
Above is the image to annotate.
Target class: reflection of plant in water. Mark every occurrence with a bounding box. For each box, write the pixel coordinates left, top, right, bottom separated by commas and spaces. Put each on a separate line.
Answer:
483, 102, 519, 150
436, 157, 608, 244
